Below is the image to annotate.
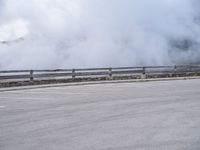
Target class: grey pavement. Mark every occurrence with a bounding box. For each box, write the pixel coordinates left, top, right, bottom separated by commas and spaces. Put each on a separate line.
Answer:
0, 79, 200, 150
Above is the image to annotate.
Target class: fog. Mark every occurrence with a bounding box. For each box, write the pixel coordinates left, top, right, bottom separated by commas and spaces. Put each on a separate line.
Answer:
0, 0, 200, 69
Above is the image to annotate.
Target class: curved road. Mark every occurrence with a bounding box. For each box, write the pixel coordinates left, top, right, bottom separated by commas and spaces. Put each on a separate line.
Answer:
0, 79, 200, 150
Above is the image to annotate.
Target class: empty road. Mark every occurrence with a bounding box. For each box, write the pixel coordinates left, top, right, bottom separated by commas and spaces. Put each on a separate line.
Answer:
0, 79, 200, 150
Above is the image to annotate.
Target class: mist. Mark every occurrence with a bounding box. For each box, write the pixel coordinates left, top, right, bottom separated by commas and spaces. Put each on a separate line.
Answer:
0, 0, 200, 69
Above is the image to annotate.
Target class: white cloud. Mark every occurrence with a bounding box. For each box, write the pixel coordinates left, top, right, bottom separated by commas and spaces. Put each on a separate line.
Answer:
0, 0, 199, 69
0, 19, 29, 41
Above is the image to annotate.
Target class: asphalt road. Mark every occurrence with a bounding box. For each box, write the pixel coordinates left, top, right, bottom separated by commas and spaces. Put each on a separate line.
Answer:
0, 79, 200, 150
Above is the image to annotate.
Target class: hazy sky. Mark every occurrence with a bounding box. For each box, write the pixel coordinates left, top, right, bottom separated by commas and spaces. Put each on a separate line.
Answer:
0, 0, 200, 69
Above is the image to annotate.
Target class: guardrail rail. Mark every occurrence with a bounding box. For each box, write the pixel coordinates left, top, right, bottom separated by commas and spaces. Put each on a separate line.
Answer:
0, 65, 200, 87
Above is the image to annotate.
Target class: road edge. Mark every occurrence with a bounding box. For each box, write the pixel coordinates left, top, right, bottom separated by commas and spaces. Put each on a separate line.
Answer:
0, 76, 200, 92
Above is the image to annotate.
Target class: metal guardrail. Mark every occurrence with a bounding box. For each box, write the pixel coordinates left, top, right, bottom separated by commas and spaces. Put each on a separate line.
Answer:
0, 65, 200, 82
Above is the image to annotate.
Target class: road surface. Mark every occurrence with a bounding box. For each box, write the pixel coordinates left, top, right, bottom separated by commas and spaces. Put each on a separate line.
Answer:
0, 79, 200, 150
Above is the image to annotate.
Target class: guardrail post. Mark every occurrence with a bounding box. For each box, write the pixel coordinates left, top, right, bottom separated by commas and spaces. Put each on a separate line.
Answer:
173, 65, 177, 77
109, 68, 113, 79
174, 65, 177, 72
141, 67, 146, 79
30, 70, 34, 81
72, 69, 76, 79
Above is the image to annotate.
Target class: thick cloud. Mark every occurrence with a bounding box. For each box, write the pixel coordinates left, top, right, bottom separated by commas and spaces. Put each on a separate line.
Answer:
0, 0, 200, 69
